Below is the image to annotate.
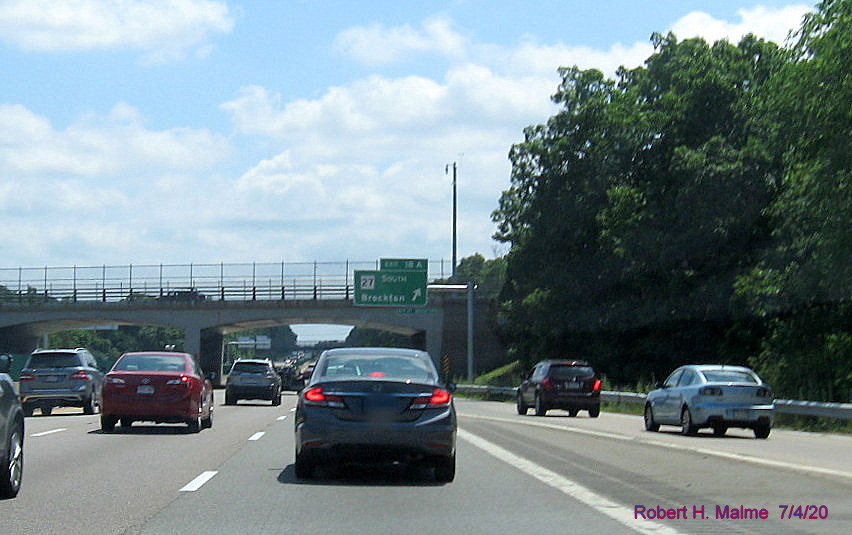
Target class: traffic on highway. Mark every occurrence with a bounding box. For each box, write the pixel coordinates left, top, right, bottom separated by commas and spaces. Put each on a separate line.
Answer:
2, 346, 850, 534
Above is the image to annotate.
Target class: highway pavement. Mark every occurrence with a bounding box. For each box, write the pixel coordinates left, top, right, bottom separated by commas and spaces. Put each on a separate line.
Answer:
2, 394, 850, 534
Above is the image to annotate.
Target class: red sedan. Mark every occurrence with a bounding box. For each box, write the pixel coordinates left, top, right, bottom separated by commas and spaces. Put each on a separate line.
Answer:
100, 352, 213, 433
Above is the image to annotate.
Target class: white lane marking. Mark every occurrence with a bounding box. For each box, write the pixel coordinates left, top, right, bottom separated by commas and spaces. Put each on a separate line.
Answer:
459, 428, 685, 535
30, 428, 67, 437
289, 407, 296, 412
276, 415, 288, 421
180, 471, 218, 492
248, 432, 265, 441
461, 413, 852, 480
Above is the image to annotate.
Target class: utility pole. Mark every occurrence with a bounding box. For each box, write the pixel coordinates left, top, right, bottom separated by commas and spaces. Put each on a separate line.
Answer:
446, 162, 457, 282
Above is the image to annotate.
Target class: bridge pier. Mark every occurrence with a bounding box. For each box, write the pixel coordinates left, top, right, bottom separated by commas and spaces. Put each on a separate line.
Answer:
0, 325, 42, 355
183, 327, 224, 387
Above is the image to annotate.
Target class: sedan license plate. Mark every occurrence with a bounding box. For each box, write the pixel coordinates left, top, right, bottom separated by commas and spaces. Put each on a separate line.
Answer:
137, 385, 155, 395
727, 409, 750, 419
567, 382, 581, 390
44, 376, 60, 382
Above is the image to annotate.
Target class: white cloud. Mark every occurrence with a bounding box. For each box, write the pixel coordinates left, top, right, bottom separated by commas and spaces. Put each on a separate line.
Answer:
670, 5, 810, 45
0, 0, 233, 61
0, 103, 230, 176
334, 16, 465, 65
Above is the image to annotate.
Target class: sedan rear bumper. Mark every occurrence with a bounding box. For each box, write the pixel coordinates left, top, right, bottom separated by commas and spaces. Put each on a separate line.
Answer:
296, 408, 456, 461
692, 404, 775, 428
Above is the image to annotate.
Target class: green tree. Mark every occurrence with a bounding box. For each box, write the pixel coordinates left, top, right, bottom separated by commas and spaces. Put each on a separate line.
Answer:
735, 0, 851, 401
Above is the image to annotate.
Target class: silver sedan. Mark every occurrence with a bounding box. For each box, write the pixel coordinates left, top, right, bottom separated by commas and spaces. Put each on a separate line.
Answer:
644, 364, 774, 438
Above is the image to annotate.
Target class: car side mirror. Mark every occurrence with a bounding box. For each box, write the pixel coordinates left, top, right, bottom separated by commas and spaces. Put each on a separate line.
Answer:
655, 381, 666, 389
445, 382, 456, 393
0, 354, 11, 374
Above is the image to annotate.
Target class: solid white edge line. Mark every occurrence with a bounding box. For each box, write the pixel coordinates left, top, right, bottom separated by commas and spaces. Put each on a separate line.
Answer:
180, 471, 218, 492
459, 428, 685, 535
248, 431, 265, 441
460, 413, 852, 480
276, 415, 288, 421
30, 428, 67, 437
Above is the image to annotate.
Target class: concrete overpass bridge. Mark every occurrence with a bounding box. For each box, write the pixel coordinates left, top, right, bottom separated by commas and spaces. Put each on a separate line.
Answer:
0, 261, 505, 383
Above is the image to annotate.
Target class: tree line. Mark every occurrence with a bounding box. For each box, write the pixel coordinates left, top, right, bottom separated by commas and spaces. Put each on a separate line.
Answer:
490, 0, 850, 401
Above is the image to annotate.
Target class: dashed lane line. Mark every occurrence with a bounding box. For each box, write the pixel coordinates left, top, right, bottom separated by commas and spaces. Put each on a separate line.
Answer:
180, 471, 218, 492
30, 428, 67, 437
248, 432, 265, 441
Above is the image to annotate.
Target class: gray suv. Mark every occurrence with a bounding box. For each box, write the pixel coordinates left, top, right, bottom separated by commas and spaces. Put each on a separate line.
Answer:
1, 353, 24, 498
19, 348, 103, 416
225, 358, 282, 405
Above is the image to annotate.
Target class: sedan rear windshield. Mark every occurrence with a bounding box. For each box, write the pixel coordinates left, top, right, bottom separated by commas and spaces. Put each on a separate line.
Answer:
550, 365, 594, 379
231, 362, 270, 374
26, 353, 82, 369
700, 370, 758, 383
320, 355, 435, 382
113, 355, 187, 372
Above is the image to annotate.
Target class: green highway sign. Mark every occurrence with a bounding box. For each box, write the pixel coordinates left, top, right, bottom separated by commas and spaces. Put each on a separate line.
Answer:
379, 258, 428, 271
354, 269, 428, 307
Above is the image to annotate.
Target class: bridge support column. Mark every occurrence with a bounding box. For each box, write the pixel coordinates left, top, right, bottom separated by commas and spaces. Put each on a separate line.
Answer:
200, 330, 224, 387
0, 326, 42, 354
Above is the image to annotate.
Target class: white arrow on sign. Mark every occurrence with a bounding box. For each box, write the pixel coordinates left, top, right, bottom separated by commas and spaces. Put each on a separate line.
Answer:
412, 288, 422, 301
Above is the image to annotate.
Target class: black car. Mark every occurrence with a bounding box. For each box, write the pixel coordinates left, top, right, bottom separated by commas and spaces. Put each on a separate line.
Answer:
1, 353, 24, 498
517, 360, 602, 417
294, 347, 457, 482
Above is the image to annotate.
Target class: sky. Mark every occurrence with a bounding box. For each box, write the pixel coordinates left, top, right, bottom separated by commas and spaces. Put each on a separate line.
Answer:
0, 0, 813, 342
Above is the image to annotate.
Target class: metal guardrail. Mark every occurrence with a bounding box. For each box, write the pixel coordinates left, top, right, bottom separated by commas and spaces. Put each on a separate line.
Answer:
0, 260, 455, 304
454, 384, 851, 420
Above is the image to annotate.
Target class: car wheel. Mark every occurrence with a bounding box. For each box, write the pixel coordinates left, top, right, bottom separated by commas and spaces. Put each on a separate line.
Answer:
534, 394, 547, 416
82, 395, 98, 415
588, 406, 600, 418
294, 451, 315, 479
644, 404, 660, 432
516, 394, 528, 415
272, 389, 281, 406
434, 454, 456, 483
120, 418, 133, 428
680, 407, 698, 436
712, 425, 728, 437
186, 416, 201, 433
567, 409, 578, 417
754, 424, 771, 439
41, 406, 52, 416
100, 415, 117, 432
201, 407, 213, 429
224, 392, 235, 405
0, 424, 23, 499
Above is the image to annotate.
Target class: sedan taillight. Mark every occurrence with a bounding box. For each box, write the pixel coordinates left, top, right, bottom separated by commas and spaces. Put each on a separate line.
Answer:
69, 370, 90, 380
18, 373, 36, 382
700, 386, 723, 396
592, 379, 602, 391
303, 386, 345, 408
756, 387, 773, 398
166, 376, 190, 385
104, 377, 126, 386
410, 388, 452, 409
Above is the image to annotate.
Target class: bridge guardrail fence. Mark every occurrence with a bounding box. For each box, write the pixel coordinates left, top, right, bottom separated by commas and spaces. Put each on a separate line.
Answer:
454, 384, 852, 420
0, 260, 456, 304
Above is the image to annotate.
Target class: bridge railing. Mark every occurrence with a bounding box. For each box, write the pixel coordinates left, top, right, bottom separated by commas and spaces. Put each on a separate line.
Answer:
0, 260, 454, 304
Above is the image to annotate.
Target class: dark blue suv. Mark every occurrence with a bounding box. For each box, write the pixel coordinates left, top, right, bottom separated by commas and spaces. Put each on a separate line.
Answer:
0, 353, 24, 498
